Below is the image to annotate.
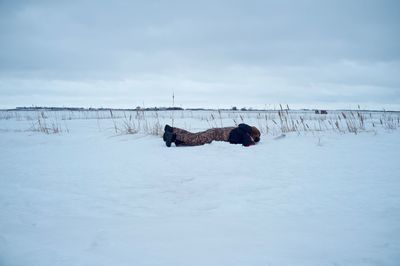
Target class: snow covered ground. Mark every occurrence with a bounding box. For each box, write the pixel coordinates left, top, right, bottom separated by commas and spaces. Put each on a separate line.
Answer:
1, 111, 400, 266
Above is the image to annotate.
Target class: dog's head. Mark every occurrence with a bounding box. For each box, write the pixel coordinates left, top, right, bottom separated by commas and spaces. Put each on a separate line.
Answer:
251, 126, 261, 143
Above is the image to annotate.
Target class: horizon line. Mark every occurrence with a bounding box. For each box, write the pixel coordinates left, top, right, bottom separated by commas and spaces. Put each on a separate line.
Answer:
2, 106, 399, 112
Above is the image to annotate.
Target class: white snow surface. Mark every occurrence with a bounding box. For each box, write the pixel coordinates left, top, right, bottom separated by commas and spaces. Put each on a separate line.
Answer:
1, 112, 400, 266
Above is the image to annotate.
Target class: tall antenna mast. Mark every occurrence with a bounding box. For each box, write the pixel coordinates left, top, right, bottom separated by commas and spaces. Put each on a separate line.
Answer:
172, 91, 175, 128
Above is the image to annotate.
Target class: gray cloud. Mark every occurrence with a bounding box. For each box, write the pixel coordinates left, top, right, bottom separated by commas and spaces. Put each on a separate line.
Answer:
0, 0, 399, 109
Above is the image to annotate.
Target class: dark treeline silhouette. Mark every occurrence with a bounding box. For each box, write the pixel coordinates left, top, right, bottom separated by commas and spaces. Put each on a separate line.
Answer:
10, 106, 185, 111
3, 106, 398, 113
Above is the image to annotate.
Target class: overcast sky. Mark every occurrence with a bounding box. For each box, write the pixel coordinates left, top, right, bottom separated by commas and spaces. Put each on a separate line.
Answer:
1, 0, 399, 109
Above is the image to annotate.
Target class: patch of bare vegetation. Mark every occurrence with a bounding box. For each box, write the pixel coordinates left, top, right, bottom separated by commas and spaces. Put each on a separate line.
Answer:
0, 107, 399, 136
28, 111, 69, 134
110, 110, 163, 136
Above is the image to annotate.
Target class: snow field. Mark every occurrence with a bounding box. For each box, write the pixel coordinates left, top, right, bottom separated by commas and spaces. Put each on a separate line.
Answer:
0, 111, 400, 265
